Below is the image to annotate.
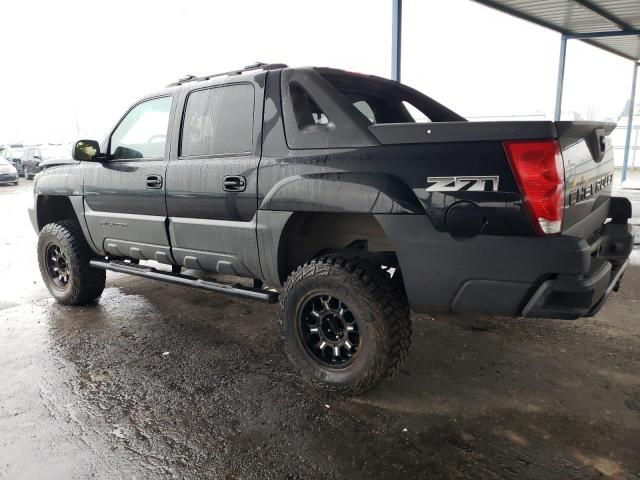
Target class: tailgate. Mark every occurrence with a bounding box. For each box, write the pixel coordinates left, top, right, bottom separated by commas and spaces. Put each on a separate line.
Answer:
556, 121, 616, 235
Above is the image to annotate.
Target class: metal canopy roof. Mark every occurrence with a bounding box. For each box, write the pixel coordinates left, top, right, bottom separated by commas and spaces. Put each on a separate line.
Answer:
473, 0, 640, 61
390, 0, 639, 182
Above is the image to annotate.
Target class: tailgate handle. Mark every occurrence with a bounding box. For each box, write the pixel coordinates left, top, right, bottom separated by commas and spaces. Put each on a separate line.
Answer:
587, 128, 606, 163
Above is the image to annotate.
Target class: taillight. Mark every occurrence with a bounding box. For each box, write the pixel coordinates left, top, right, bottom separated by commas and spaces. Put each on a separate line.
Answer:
504, 139, 564, 235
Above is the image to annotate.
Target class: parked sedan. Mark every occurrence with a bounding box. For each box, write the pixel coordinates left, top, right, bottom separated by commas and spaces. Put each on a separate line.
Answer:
0, 146, 24, 177
0, 157, 19, 185
23, 146, 72, 179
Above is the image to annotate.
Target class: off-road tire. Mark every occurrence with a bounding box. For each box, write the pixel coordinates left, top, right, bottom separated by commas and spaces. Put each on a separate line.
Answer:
280, 255, 411, 395
37, 220, 105, 305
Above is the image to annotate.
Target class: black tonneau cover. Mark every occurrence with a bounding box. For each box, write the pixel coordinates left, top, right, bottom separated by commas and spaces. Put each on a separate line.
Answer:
369, 120, 615, 146
369, 121, 558, 144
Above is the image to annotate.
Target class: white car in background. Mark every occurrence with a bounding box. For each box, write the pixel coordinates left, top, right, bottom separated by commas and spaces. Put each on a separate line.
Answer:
0, 157, 19, 185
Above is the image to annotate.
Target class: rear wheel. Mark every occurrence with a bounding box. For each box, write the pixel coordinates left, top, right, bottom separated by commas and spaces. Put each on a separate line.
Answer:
37, 220, 106, 305
280, 255, 411, 395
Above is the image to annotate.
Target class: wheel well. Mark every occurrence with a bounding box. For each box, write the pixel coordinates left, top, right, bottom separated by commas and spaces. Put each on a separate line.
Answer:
277, 213, 399, 284
37, 195, 78, 231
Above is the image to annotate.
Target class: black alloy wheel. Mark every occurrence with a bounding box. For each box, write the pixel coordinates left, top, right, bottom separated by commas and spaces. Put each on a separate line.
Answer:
45, 243, 71, 289
299, 294, 360, 368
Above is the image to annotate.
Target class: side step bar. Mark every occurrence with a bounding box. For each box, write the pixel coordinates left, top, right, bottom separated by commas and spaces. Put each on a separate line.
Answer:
89, 260, 279, 303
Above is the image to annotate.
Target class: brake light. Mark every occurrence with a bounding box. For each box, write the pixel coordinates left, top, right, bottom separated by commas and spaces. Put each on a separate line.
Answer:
504, 140, 564, 235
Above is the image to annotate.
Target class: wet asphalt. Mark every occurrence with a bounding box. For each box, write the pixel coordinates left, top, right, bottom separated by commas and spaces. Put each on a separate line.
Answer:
1, 180, 640, 480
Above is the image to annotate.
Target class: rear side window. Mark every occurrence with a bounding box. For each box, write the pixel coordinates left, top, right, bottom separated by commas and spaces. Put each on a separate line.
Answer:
181, 84, 254, 157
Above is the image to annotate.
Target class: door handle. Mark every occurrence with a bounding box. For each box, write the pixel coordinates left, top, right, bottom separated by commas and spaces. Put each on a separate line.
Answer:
146, 175, 163, 189
223, 175, 246, 192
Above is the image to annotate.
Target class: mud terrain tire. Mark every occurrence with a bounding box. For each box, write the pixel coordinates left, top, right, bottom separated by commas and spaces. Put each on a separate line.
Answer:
38, 220, 105, 305
280, 255, 411, 395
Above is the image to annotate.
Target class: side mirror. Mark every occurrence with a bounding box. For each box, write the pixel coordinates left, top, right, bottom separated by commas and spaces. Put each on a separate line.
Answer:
73, 139, 102, 161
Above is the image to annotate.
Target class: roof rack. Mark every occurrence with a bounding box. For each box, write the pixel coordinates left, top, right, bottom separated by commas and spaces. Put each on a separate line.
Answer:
167, 62, 288, 87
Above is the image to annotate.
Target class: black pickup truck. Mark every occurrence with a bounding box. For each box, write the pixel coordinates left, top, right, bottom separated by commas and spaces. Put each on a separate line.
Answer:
29, 63, 634, 394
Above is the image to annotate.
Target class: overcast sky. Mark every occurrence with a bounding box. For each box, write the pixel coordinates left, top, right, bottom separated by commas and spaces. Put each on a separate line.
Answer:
1, 0, 637, 145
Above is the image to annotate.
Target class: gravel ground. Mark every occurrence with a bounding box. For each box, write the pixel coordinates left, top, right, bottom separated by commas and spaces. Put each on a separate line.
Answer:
1, 180, 639, 480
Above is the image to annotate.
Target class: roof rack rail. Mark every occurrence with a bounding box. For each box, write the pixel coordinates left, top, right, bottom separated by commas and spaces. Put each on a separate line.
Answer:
167, 62, 288, 87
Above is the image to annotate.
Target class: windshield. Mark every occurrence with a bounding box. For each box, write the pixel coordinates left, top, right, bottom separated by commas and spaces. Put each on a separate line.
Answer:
0, 157, 10, 166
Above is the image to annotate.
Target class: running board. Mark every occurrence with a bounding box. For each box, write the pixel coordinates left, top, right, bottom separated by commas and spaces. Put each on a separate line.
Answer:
89, 260, 279, 303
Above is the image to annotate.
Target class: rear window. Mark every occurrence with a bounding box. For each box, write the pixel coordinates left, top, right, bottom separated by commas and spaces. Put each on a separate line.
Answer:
181, 84, 254, 157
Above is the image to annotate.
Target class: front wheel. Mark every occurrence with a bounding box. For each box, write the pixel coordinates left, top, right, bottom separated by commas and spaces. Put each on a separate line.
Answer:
280, 255, 411, 395
37, 220, 106, 305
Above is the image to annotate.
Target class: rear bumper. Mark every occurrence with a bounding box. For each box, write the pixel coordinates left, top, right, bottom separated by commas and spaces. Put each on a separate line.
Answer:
25, 163, 41, 176
12, 161, 24, 175
521, 222, 632, 319
375, 196, 634, 319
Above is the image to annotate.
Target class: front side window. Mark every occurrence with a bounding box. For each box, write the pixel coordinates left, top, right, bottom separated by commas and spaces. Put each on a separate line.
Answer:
181, 84, 254, 157
110, 96, 172, 160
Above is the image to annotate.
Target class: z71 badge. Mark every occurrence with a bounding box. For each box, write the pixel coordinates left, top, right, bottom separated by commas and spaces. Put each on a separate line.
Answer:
426, 176, 499, 192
